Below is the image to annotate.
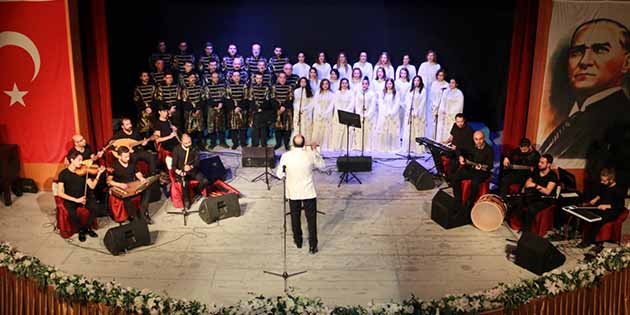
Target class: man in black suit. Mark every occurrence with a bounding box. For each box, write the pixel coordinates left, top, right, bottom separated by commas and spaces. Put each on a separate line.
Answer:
540, 18, 630, 160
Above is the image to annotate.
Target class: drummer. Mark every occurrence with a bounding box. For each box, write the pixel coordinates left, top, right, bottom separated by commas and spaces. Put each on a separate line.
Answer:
106, 146, 154, 224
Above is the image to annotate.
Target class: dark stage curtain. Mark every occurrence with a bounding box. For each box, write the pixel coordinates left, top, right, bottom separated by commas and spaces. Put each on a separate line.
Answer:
80, 0, 113, 150
502, 0, 539, 152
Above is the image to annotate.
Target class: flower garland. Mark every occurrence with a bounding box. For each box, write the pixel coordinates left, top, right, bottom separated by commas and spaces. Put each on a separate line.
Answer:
2, 241, 630, 315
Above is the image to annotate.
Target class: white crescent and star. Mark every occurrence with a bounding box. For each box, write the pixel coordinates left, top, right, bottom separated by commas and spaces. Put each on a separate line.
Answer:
0, 31, 41, 107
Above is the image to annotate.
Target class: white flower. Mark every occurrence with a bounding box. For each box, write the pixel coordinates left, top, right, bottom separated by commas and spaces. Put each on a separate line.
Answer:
8, 264, 15, 271
23, 260, 31, 267
403, 305, 414, 313
150, 309, 159, 315
50, 272, 57, 280
14, 252, 24, 260
105, 282, 113, 293
66, 284, 75, 295
134, 296, 144, 307
147, 298, 156, 309
544, 280, 560, 295
0, 253, 7, 260
286, 298, 295, 310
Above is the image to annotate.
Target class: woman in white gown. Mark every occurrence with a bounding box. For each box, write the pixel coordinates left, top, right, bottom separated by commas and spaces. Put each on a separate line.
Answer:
308, 67, 320, 94
349, 68, 363, 91
352, 77, 377, 152
435, 78, 464, 143
353, 51, 373, 80
375, 79, 401, 153
330, 78, 355, 151
292, 52, 310, 79
333, 52, 352, 80
417, 50, 441, 92
395, 54, 417, 79
395, 68, 411, 136
329, 69, 340, 92
428, 69, 448, 138
372, 67, 386, 93
373, 52, 395, 80
312, 52, 331, 80
311, 79, 335, 150
292, 77, 315, 141
401, 75, 427, 154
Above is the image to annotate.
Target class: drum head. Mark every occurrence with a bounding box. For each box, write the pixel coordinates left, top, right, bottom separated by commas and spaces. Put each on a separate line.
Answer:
471, 200, 505, 232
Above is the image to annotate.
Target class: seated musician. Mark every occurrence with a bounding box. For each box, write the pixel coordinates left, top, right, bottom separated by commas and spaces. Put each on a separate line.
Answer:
106, 146, 153, 224
153, 103, 179, 153
57, 151, 106, 241
517, 154, 557, 232
111, 117, 157, 175
64, 134, 104, 165
451, 131, 494, 216
171, 133, 208, 209
499, 138, 540, 198
445, 113, 474, 176
578, 167, 626, 249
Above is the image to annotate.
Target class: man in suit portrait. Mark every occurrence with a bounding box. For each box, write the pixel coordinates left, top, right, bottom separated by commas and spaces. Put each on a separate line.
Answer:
540, 18, 630, 160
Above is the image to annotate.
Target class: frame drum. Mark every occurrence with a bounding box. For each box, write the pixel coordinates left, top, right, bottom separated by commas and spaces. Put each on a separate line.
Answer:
471, 194, 506, 232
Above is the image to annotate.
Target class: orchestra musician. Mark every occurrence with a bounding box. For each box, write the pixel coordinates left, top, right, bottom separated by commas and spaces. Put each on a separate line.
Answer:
65, 134, 104, 165
445, 113, 474, 177
578, 168, 626, 249
499, 138, 540, 198
171, 134, 208, 209
451, 131, 494, 217
111, 118, 157, 175
516, 154, 558, 232
57, 151, 106, 242
153, 103, 179, 153
107, 146, 154, 224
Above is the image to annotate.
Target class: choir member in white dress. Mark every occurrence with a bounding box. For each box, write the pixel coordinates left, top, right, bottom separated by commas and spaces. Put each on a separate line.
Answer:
435, 79, 464, 143
293, 52, 310, 79
428, 69, 448, 138
312, 52, 331, 80
349, 68, 363, 91
352, 77, 377, 152
401, 76, 427, 154
333, 52, 352, 80
308, 68, 320, 94
311, 79, 335, 151
375, 79, 401, 153
329, 69, 340, 92
372, 67, 387, 93
292, 77, 315, 141
373, 52, 395, 80
395, 68, 411, 135
417, 50, 441, 91
329, 78, 355, 151
395, 54, 417, 79
353, 51, 373, 80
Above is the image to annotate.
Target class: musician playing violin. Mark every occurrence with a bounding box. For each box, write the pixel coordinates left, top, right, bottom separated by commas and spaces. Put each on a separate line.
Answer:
106, 146, 153, 224
65, 134, 104, 165
499, 138, 540, 198
111, 118, 157, 175
451, 131, 494, 217
578, 168, 626, 249
172, 133, 208, 209
57, 151, 106, 242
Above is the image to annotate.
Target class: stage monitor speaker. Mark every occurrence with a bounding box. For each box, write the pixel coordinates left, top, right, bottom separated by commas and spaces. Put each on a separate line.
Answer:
336, 156, 372, 172
199, 193, 241, 224
403, 161, 434, 190
103, 219, 151, 256
199, 155, 227, 182
242, 147, 275, 168
431, 188, 469, 229
515, 232, 566, 275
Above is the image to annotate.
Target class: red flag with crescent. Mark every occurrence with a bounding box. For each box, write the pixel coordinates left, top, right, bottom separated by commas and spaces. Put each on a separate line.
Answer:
0, 0, 77, 163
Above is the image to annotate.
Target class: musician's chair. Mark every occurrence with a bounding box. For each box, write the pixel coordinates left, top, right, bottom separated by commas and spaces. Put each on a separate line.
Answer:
108, 194, 141, 223
460, 176, 492, 204
53, 181, 98, 239
581, 208, 629, 244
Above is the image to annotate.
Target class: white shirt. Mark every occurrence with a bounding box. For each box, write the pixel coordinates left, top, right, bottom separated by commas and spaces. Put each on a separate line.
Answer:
312, 62, 332, 80
353, 61, 373, 80
418, 62, 441, 87
333, 63, 353, 79
395, 64, 417, 80
373, 64, 395, 80
568, 87, 622, 117
276, 147, 326, 200
293, 62, 311, 79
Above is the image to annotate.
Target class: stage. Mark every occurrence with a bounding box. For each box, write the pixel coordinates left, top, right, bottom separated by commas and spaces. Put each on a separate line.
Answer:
0, 151, 593, 306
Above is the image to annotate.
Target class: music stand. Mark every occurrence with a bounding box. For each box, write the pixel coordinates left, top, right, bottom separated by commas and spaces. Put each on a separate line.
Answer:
337, 110, 362, 187
251, 110, 279, 190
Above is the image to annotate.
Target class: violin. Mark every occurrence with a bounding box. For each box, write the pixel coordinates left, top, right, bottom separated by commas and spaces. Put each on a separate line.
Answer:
75, 164, 100, 176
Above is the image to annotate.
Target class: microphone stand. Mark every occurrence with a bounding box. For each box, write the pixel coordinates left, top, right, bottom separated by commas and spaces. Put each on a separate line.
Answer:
434, 87, 447, 141
167, 147, 199, 226
297, 88, 304, 135
264, 166, 307, 293
396, 89, 422, 162
252, 109, 279, 190
361, 91, 366, 156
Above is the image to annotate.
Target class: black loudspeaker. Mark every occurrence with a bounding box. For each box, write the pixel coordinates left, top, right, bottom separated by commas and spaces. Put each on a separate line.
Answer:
11, 178, 38, 194
199, 155, 227, 182
199, 193, 241, 224
431, 188, 469, 229
403, 161, 434, 190
336, 156, 372, 172
515, 232, 566, 275
103, 220, 151, 256
148, 181, 161, 202
242, 147, 275, 168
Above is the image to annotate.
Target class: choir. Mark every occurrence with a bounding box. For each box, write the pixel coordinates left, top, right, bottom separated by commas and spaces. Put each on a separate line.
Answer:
139, 42, 463, 153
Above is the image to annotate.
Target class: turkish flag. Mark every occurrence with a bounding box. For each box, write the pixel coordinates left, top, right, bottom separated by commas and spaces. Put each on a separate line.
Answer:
0, 0, 76, 163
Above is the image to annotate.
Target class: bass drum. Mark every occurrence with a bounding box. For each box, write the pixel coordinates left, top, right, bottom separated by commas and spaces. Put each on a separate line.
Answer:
471, 194, 507, 232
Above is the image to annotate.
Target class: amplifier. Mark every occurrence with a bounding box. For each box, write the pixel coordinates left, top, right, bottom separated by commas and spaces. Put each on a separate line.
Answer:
242, 147, 275, 168
336, 156, 372, 172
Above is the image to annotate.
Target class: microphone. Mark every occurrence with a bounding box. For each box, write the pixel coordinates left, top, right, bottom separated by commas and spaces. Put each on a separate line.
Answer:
282, 165, 286, 173
441, 87, 447, 90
